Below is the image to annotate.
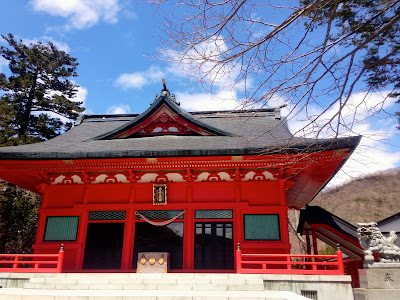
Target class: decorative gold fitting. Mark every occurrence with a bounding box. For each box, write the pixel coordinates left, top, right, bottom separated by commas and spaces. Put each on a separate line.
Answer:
159, 254, 164, 265
149, 257, 156, 265
140, 254, 147, 265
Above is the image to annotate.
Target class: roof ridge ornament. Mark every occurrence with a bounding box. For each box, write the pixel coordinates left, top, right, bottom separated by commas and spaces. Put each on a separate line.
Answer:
155, 79, 179, 106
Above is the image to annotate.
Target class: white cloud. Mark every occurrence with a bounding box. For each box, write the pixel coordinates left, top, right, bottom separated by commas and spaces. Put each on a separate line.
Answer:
74, 86, 88, 107
285, 91, 397, 139
177, 90, 241, 111
31, 0, 120, 29
280, 90, 400, 188
106, 104, 131, 114
329, 134, 400, 187
115, 66, 165, 90
166, 37, 242, 91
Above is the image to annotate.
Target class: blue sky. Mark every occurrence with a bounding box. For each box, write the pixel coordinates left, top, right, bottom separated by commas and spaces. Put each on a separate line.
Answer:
1, 0, 400, 187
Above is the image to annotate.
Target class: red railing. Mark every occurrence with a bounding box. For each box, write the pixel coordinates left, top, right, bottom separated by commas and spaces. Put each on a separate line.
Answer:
0, 244, 64, 273
236, 244, 344, 275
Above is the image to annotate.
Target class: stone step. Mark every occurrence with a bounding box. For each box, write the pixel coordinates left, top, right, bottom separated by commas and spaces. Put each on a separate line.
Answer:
0, 288, 313, 300
23, 283, 265, 291
27, 276, 264, 285
21, 273, 266, 291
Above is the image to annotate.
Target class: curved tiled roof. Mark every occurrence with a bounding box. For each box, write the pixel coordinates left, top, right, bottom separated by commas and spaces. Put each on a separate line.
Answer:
0, 91, 361, 160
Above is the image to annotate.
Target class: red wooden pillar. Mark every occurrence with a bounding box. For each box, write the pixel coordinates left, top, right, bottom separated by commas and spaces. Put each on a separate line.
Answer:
183, 207, 194, 269
121, 207, 135, 270
233, 208, 243, 271
76, 208, 89, 270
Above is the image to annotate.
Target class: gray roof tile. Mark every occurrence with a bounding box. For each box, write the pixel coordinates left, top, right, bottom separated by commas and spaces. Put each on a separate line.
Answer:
0, 94, 361, 160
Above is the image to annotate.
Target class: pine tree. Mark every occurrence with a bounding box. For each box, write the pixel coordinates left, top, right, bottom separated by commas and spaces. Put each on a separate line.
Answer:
0, 33, 85, 143
0, 34, 85, 253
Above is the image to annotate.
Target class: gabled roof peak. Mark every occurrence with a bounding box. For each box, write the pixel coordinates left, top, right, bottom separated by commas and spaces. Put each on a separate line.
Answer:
152, 88, 180, 107
151, 79, 180, 106
91, 84, 235, 140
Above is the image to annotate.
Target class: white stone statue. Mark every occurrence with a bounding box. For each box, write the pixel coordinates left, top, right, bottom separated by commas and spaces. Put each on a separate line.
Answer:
357, 222, 400, 265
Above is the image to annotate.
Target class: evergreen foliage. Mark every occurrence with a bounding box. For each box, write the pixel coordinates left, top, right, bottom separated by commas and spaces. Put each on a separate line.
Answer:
0, 182, 41, 253
0, 33, 84, 143
0, 34, 84, 253
302, 0, 400, 99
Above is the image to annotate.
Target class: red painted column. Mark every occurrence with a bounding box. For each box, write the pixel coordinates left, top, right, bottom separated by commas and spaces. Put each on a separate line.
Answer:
121, 207, 135, 270
233, 208, 243, 259
75, 208, 89, 270
183, 207, 194, 270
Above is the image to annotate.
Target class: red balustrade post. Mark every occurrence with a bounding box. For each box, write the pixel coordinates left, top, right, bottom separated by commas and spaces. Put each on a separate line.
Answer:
13, 256, 19, 269
56, 244, 65, 273
236, 243, 242, 274
336, 244, 345, 275
286, 255, 291, 270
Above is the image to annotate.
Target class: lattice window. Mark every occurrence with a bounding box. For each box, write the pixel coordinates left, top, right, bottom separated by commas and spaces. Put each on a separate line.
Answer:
195, 210, 233, 219
89, 211, 126, 221
44, 216, 79, 241
136, 210, 184, 220
244, 214, 280, 240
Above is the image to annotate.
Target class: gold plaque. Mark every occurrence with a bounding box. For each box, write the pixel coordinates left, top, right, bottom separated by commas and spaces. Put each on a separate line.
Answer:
158, 257, 164, 265
140, 257, 147, 265
149, 257, 156, 265
153, 184, 167, 205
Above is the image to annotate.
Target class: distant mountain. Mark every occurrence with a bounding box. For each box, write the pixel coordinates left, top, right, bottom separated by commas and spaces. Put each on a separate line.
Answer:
311, 168, 400, 225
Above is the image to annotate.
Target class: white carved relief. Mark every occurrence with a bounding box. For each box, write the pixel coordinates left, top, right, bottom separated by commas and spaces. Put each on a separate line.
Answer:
166, 173, 185, 182
115, 174, 130, 183
242, 171, 255, 181
263, 171, 276, 181
52, 175, 65, 185
194, 172, 210, 182
71, 175, 84, 184
242, 171, 276, 181
218, 172, 234, 182
92, 174, 107, 184
137, 173, 158, 183
49, 169, 277, 185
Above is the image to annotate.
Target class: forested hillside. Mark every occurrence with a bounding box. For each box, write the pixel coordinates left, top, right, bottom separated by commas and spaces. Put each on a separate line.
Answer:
312, 168, 400, 224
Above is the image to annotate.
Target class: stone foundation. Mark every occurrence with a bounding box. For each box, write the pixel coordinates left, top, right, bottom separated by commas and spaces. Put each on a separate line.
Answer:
354, 268, 400, 300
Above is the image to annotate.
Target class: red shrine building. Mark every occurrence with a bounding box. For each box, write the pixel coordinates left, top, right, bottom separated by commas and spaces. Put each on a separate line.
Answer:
0, 87, 360, 272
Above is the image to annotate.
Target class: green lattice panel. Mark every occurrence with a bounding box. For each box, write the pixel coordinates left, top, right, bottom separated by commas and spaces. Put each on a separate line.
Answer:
89, 211, 126, 220
195, 210, 233, 219
44, 216, 79, 241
